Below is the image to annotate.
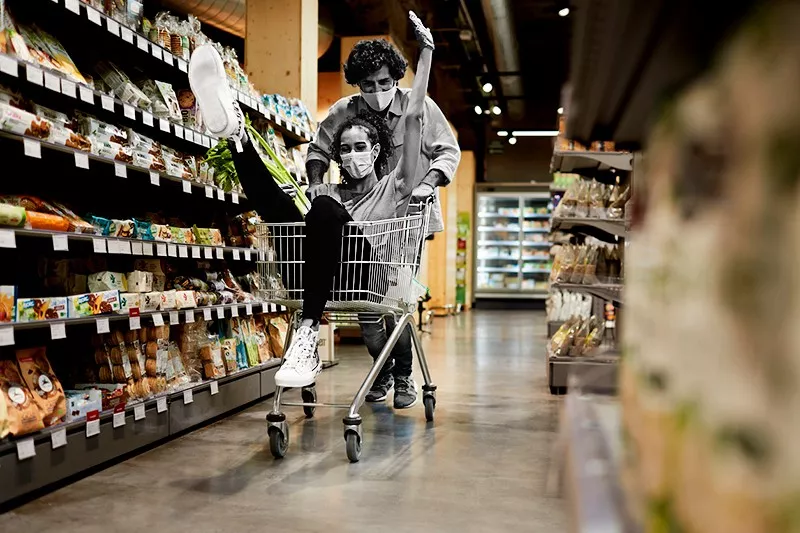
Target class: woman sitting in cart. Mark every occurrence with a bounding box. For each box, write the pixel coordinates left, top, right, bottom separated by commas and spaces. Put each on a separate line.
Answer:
188, 13, 435, 391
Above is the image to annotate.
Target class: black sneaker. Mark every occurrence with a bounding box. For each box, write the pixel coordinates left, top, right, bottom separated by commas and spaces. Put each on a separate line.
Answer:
366, 373, 393, 403
393, 376, 419, 409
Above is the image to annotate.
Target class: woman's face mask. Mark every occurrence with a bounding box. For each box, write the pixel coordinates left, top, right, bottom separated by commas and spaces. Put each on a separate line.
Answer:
340, 146, 379, 180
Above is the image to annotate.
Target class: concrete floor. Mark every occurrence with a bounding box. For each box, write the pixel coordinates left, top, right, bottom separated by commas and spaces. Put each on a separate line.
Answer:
1, 310, 566, 532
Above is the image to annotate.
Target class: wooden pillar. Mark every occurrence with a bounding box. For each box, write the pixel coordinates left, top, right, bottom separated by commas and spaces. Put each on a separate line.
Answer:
245, 0, 318, 109
456, 151, 476, 308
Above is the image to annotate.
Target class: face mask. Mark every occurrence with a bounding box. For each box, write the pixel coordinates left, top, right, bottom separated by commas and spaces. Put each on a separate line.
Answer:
361, 85, 397, 111
340, 147, 377, 180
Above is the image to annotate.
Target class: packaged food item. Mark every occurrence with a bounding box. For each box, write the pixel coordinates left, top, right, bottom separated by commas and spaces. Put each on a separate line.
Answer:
134, 219, 154, 240
16, 347, 66, 426
119, 292, 141, 314
151, 224, 172, 242
95, 61, 152, 108
21, 26, 87, 84
220, 338, 238, 374
142, 292, 161, 312
0, 102, 51, 138
267, 315, 288, 358
0, 360, 45, 436
93, 138, 134, 163
64, 389, 102, 422
200, 336, 225, 379
0, 386, 10, 439
111, 219, 136, 238
0, 204, 26, 227
89, 215, 112, 235
48, 201, 95, 233
16, 297, 68, 322
88, 271, 127, 292
68, 290, 121, 317
126, 271, 153, 293
160, 290, 176, 310
177, 88, 197, 128
0, 286, 16, 323
25, 211, 70, 232
175, 290, 196, 309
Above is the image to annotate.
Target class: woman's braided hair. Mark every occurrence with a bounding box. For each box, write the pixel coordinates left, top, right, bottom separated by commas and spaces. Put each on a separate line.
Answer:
330, 110, 394, 182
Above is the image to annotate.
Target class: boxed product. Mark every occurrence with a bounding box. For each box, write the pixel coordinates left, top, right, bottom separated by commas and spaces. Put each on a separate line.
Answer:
0, 102, 51, 139
88, 271, 127, 292
142, 292, 161, 312
0, 360, 45, 436
68, 290, 121, 317
64, 389, 102, 422
175, 290, 197, 309
16, 297, 68, 322
126, 271, 153, 293
160, 290, 176, 310
119, 292, 141, 314
16, 347, 66, 426
0, 204, 26, 228
0, 285, 16, 323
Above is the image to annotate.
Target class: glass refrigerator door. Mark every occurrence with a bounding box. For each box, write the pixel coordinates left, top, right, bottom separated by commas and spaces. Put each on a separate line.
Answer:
476, 194, 521, 291
520, 195, 552, 293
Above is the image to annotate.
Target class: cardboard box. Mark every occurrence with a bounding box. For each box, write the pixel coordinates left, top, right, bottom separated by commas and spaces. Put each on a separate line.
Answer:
68, 290, 120, 318
318, 323, 335, 364
0, 285, 16, 323
126, 271, 153, 293
16, 297, 68, 322
119, 292, 141, 314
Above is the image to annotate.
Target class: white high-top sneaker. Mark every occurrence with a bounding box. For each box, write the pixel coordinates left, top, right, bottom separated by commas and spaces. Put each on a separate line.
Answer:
275, 326, 322, 387
188, 45, 245, 141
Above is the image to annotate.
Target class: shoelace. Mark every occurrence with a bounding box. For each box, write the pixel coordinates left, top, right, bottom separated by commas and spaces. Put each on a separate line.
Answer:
394, 376, 414, 392
283, 328, 317, 372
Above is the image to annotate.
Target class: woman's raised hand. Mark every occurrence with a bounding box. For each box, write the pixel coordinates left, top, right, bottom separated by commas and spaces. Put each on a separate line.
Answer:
409, 11, 434, 50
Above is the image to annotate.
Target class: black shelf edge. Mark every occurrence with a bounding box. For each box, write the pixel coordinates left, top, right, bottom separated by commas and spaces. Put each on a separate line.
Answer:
551, 217, 628, 240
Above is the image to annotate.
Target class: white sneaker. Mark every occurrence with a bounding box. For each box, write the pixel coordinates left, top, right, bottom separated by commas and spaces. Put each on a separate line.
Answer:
188, 45, 245, 140
275, 326, 321, 387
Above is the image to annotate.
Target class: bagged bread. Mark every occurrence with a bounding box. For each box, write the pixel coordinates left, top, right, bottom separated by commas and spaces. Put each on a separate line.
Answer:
16, 347, 66, 426
267, 315, 289, 358
0, 359, 45, 436
0, 388, 9, 439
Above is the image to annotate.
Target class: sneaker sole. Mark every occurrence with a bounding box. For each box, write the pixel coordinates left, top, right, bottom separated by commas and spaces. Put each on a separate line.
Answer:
188, 46, 239, 138
393, 382, 420, 410
365, 392, 389, 403
274, 364, 322, 388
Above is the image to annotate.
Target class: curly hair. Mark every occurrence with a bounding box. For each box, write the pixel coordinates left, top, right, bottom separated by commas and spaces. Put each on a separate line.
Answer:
343, 39, 408, 86
330, 111, 394, 182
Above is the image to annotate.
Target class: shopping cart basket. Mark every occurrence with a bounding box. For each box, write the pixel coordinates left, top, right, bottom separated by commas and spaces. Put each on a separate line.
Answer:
256, 197, 437, 462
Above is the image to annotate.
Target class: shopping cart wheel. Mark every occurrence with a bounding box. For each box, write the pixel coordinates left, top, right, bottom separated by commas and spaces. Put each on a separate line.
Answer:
345, 431, 362, 463
268, 426, 289, 458
301, 387, 316, 418
423, 394, 436, 422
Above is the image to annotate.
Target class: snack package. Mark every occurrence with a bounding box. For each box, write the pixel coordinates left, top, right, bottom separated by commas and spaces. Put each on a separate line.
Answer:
166, 341, 190, 390
88, 271, 127, 292
160, 290, 176, 310
175, 290, 197, 309
119, 292, 141, 314
0, 204, 26, 227
267, 314, 288, 358
200, 335, 225, 379
95, 61, 152, 108
16, 347, 66, 426
0, 285, 16, 323
142, 292, 161, 311
220, 338, 238, 374
0, 359, 45, 436
126, 271, 153, 293
16, 297, 68, 322
68, 290, 121, 317
0, 385, 10, 439
176, 89, 197, 128
64, 389, 102, 422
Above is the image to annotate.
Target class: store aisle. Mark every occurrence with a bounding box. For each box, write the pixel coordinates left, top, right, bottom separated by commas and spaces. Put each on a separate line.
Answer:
1, 310, 566, 532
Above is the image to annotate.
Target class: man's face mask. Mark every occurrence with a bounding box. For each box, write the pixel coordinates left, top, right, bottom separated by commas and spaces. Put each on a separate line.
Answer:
340, 146, 379, 180
360, 85, 397, 112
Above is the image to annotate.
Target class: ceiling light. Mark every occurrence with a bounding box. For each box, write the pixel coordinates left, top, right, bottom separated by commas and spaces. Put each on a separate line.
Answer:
474, 105, 482, 115
482, 82, 493, 93
557, 107, 564, 114
497, 131, 508, 137
511, 130, 559, 137
492, 105, 502, 115
484, 109, 491, 115
559, 7, 570, 17
508, 137, 517, 145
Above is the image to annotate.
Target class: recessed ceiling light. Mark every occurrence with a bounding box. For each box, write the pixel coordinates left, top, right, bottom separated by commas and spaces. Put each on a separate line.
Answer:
484, 109, 491, 115
557, 107, 564, 114
497, 131, 508, 137
509, 137, 518, 145
559, 7, 570, 17
474, 105, 482, 115
492, 105, 502, 115
482, 82, 493, 93
511, 130, 559, 137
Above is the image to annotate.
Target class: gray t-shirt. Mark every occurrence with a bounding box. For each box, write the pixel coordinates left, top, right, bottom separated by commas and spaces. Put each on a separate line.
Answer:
317, 167, 410, 222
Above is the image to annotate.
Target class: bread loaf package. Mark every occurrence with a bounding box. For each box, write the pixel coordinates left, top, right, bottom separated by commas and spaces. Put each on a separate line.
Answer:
15, 347, 66, 426
0, 359, 45, 436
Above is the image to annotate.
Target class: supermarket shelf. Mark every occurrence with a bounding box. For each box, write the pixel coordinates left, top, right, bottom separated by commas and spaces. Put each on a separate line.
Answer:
0, 131, 244, 204
475, 290, 548, 300
478, 240, 550, 247
522, 227, 550, 233
477, 212, 519, 219
477, 256, 521, 261
0, 359, 281, 505
552, 217, 628, 239
478, 226, 521, 232
235, 91, 314, 145
522, 269, 552, 274
551, 282, 624, 305
547, 320, 565, 337
550, 150, 633, 173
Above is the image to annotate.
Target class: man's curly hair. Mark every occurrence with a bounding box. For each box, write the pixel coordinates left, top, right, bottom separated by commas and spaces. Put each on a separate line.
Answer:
330, 111, 395, 182
343, 39, 408, 86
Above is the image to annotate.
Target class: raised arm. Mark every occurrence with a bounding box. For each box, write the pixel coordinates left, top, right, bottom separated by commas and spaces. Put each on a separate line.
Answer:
396, 12, 434, 197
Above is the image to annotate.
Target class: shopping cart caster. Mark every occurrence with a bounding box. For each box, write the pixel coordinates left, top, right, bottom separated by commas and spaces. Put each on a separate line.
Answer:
343, 417, 363, 463
301, 386, 317, 418
267, 414, 289, 459
422, 384, 437, 422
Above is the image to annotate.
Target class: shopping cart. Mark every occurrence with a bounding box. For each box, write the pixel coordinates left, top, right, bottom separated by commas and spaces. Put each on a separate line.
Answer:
255, 197, 437, 462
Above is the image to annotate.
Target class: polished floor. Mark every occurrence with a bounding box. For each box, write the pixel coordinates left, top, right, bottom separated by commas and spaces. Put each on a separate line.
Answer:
2, 310, 566, 532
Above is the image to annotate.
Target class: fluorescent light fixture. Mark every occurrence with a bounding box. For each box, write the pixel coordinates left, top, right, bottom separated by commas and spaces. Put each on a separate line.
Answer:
474, 105, 482, 115
508, 137, 518, 145
482, 82, 493, 93
557, 107, 564, 114
497, 130, 509, 137
492, 105, 502, 115
559, 7, 570, 16
511, 130, 559, 137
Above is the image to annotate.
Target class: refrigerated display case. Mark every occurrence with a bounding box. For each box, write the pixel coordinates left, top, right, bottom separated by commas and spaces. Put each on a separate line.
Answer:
475, 190, 551, 299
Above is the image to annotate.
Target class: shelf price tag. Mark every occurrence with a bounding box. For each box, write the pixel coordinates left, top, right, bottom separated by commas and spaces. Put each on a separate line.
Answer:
129, 316, 141, 330
244, 250, 252, 261
184, 130, 194, 143
87, 7, 102, 25
183, 180, 192, 194
156, 243, 167, 257
232, 249, 240, 261
177, 59, 188, 72
52, 234, 69, 251
216, 306, 225, 319
151, 45, 162, 60
106, 19, 120, 37
216, 189, 225, 201
215, 248, 224, 260
133, 403, 146, 421
50, 322, 66, 340
156, 396, 167, 413
61, 79, 76, 98
96, 317, 110, 334
44, 72, 61, 92
120, 240, 132, 254
183, 389, 193, 405
0, 230, 15, 250
123, 104, 136, 119
131, 241, 143, 255
0, 55, 18, 77
205, 186, 213, 198
152, 313, 164, 327
74, 152, 89, 169
192, 246, 201, 259
174, 125, 184, 139
79, 86, 94, 104
178, 245, 188, 258
231, 305, 239, 317
121, 27, 134, 44
112, 405, 126, 428
115, 162, 127, 178
162, 53, 174, 66
51, 427, 67, 449
0, 326, 15, 346
169, 311, 179, 325
23, 138, 41, 159
101, 94, 114, 112
185, 310, 195, 324
137, 35, 149, 51
203, 308, 212, 321
85, 410, 100, 438
93, 238, 107, 253
149, 172, 160, 186
65, 0, 80, 14
142, 242, 153, 256
17, 438, 36, 461
231, 192, 239, 204
210, 381, 219, 396
246, 304, 253, 316
159, 119, 170, 132
204, 247, 213, 260
142, 111, 154, 127
167, 244, 177, 257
